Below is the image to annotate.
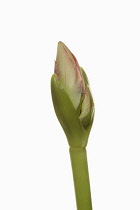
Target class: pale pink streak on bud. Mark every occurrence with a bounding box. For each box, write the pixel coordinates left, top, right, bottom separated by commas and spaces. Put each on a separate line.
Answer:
54, 41, 85, 109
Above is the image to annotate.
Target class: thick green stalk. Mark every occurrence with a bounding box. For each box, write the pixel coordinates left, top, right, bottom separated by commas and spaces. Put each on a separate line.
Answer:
69, 147, 92, 210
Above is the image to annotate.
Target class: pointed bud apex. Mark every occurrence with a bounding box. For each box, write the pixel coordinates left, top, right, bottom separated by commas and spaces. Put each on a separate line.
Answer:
55, 41, 85, 110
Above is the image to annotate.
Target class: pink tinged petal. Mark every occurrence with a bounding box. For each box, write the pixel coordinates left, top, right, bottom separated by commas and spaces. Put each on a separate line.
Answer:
55, 41, 85, 109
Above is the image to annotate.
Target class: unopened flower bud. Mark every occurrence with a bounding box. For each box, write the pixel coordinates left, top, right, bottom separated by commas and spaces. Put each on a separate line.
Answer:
51, 42, 94, 147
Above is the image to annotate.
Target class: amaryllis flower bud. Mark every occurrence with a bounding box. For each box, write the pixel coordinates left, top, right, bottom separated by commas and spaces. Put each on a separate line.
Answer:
51, 42, 94, 147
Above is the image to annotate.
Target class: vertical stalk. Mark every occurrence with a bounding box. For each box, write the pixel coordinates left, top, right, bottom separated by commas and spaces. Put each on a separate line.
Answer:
69, 147, 92, 210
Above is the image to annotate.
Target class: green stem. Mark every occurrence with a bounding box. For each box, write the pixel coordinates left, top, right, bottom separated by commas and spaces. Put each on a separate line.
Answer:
69, 147, 92, 210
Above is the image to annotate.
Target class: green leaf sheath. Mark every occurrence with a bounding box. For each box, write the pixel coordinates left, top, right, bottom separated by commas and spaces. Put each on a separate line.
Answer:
51, 74, 86, 147
51, 74, 93, 148
69, 147, 92, 210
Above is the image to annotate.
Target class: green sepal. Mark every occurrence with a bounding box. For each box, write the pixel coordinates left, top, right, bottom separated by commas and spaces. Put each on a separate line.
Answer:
51, 74, 94, 148
51, 74, 85, 147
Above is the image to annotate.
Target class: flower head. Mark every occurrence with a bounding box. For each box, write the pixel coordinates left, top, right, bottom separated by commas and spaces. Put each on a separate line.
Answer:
51, 42, 94, 147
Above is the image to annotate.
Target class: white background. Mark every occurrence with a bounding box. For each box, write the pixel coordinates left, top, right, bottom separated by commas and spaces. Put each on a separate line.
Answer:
0, 0, 140, 209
